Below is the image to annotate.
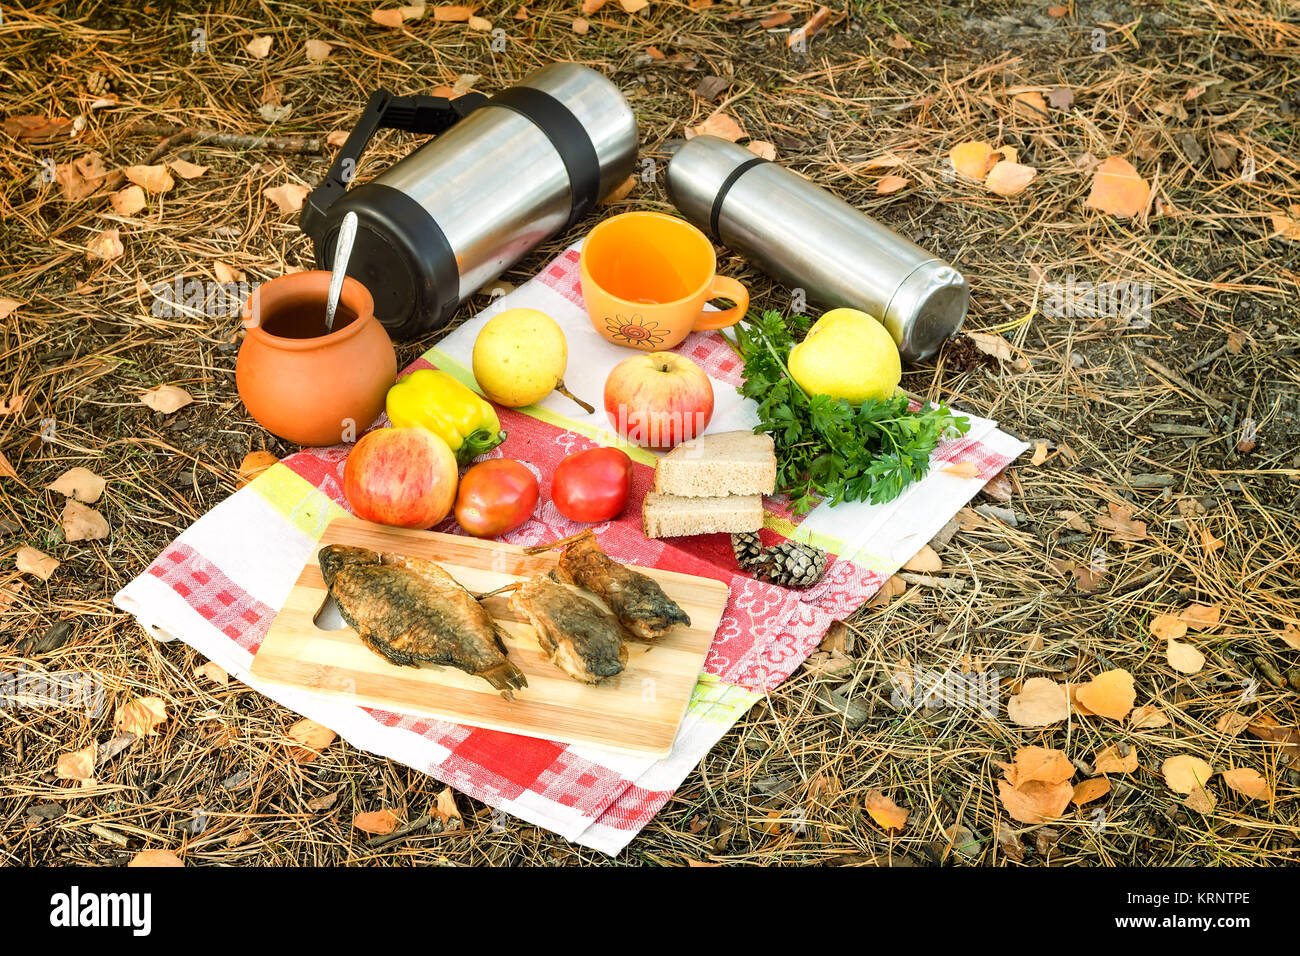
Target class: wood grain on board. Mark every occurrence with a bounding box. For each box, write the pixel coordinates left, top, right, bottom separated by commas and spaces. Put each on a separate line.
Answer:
249, 517, 729, 757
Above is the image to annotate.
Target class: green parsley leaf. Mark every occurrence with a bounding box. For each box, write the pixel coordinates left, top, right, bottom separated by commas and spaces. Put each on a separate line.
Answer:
724, 310, 970, 514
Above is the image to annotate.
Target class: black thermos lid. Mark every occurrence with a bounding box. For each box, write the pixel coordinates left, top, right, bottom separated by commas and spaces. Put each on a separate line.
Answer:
313, 182, 460, 340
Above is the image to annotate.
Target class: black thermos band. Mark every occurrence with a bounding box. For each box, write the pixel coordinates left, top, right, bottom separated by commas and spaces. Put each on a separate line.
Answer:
708, 156, 768, 241
486, 87, 602, 229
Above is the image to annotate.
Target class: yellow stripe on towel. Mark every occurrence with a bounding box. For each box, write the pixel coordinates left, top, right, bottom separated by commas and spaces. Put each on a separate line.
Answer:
248, 464, 348, 539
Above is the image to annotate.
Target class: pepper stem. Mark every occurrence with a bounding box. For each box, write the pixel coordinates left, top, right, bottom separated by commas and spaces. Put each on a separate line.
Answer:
456, 428, 507, 466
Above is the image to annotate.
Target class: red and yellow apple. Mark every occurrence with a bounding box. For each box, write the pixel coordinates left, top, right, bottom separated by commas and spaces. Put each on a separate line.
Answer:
603, 352, 714, 448
343, 426, 458, 529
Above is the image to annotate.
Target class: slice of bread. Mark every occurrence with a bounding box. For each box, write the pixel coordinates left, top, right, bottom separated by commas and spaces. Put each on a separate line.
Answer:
642, 493, 764, 539
653, 431, 776, 498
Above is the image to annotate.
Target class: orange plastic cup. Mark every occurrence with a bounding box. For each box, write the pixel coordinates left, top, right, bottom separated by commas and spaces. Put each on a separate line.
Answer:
579, 211, 749, 351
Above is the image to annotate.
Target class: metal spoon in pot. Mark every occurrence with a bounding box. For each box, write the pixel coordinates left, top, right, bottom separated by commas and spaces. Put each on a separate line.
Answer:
324, 211, 359, 334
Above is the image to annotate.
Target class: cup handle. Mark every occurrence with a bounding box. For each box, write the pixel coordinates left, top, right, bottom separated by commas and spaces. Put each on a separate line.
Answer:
693, 276, 749, 331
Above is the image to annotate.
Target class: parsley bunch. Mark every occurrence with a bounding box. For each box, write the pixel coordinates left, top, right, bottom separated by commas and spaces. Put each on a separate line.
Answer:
728, 310, 969, 514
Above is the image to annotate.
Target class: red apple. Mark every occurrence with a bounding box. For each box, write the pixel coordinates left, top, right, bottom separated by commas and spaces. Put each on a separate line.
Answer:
603, 352, 714, 448
343, 426, 459, 529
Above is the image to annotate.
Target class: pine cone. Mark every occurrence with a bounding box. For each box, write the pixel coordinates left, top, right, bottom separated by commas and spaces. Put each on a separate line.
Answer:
745, 538, 829, 588
731, 531, 765, 571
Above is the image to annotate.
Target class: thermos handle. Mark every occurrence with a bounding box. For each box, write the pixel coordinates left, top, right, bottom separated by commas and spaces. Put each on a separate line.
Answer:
299, 88, 487, 245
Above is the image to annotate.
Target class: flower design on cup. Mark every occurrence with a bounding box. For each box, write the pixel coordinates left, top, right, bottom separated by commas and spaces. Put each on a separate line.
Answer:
605, 314, 665, 349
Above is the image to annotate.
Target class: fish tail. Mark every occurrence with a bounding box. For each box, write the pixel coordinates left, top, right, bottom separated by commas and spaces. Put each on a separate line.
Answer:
481, 660, 528, 699
522, 529, 595, 555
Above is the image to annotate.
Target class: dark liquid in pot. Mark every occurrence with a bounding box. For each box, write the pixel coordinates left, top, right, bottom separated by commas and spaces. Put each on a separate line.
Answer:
261, 303, 358, 339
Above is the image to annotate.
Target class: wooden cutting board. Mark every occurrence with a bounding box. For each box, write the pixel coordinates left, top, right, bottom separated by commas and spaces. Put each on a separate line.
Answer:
249, 517, 730, 758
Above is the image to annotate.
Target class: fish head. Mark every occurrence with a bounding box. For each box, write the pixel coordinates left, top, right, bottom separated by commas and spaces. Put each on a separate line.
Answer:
562, 530, 600, 559
318, 545, 379, 588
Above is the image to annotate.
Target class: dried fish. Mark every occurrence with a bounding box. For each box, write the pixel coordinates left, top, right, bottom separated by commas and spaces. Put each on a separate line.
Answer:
318, 545, 526, 698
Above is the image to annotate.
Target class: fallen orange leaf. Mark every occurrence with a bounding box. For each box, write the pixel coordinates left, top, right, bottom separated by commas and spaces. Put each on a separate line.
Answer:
111, 185, 147, 216
1006, 677, 1070, 727
1129, 705, 1169, 728
1163, 754, 1213, 795
115, 696, 168, 737
264, 183, 310, 214
1179, 603, 1222, 630
1280, 625, 1300, 651
1150, 613, 1188, 641
984, 160, 1037, 197
47, 467, 105, 503
1011, 91, 1050, 122
87, 228, 124, 262
1096, 501, 1147, 541
124, 164, 175, 195
688, 110, 746, 142
998, 778, 1073, 824
788, 5, 832, 49
600, 174, 636, 206
195, 661, 228, 685
128, 853, 184, 868
950, 140, 996, 182
353, 809, 402, 834
902, 545, 942, 573
864, 790, 909, 831
1074, 669, 1136, 720
16, 546, 60, 581
56, 746, 96, 783
1085, 156, 1150, 218
434, 787, 462, 827
246, 35, 273, 57
61, 500, 109, 542
876, 175, 909, 195
169, 158, 209, 179
996, 745, 1075, 787
1271, 208, 1300, 241
238, 450, 279, 487
304, 39, 333, 62
288, 718, 336, 763
1166, 638, 1205, 675
433, 5, 476, 21
1094, 743, 1139, 774
867, 574, 906, 607
1220, 767, 1270, 801
1071, 777, 1110, 805
140, 384, 194, 414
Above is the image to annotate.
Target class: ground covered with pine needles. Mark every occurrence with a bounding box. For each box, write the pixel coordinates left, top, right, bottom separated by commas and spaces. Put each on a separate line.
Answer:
2, 0, 1298, 865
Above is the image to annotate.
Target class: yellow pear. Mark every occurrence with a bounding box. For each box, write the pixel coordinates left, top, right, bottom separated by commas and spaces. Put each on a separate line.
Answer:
787, 308, 901, 403
472, 308, 593, 413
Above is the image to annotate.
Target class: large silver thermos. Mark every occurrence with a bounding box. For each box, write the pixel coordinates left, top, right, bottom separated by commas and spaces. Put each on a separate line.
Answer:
666, 136, 968, 362
301, 64, 637, 338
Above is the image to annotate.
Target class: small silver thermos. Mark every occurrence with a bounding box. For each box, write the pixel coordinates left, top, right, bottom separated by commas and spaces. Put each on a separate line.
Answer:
302, 63, 637, 338
666, 135, 968, 362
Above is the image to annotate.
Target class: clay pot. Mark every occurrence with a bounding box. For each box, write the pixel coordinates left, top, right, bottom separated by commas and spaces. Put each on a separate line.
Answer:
237, 271, 396, 447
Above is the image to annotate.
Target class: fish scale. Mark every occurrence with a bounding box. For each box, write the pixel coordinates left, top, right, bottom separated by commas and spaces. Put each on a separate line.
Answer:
318, 544, 527, 698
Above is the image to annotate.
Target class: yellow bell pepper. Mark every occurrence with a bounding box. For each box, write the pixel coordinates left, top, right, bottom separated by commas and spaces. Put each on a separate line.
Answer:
385, 369, 506, 465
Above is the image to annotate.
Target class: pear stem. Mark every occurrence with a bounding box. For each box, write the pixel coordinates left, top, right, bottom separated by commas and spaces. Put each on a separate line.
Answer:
555, 380, 595, 415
